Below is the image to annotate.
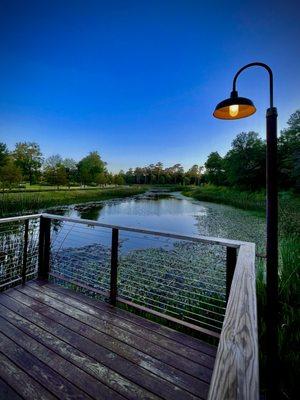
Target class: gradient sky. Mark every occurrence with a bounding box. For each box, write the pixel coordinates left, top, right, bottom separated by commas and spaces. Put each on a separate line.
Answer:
0, 0, 299, 172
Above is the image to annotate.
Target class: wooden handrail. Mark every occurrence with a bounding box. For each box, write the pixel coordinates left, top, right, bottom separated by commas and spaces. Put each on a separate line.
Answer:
208, 243, 259, 400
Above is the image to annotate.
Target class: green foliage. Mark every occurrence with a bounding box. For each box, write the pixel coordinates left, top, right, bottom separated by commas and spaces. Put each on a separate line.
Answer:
204, 152, 225, 186
0, 158, 22, 190
183, 184, 266, 211
278, 110, 300, 190
13, 142, 43, 185
77, 151, 107, 185
0, 187, 146, 217
224, 131, 266, 189
0, 143, 9, 167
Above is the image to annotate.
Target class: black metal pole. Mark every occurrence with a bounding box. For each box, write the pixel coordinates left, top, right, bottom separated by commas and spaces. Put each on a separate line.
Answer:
22, 219, 29, 285
232, 63, 279, 398
110, 228, 119, 306
226, 246, 237, 301
266, 106, 279, 399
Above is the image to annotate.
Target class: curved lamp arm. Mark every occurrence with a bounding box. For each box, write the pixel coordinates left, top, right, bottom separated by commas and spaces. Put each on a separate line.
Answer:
232, 62, 274, 108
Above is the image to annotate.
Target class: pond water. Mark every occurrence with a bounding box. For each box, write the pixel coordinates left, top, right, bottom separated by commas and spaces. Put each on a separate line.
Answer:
1, 191, 266, 331
45, 191, 266, 332
50, 191, 266, 251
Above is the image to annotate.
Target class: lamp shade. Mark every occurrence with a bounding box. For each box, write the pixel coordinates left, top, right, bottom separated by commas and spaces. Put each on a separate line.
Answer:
213, 94, 256, 120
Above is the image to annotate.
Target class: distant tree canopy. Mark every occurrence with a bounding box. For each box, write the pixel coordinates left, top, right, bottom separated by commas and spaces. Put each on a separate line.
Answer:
77, 151, 107, 185
0, 143, 9, 168
278, 110, 300, 190
13, 142, 43, 185
205, 152, 225, 186
0, 110, 298, 191
224, 132, 266, 189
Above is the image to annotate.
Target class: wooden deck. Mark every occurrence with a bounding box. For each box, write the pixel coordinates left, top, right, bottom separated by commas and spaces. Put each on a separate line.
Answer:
0, 280, 217, 400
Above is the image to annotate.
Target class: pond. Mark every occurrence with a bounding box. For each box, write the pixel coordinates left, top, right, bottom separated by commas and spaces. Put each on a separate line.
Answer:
50, 190, 266, 252
1, 191, 265, 332
44, 191, 266, 333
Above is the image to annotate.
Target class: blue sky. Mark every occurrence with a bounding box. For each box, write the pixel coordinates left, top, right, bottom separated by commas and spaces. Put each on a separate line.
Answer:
0, 0, 299, 172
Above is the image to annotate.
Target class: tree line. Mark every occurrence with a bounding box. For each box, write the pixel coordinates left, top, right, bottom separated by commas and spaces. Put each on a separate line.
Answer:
0, 109, 299, 191
122, 110, 299, 191
0, 145, 118, 189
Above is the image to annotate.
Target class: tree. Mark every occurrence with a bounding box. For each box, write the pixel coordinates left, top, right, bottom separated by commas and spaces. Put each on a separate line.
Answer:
0, 158, 22, 190
204, 152, 225, 185
44, 164, 67, 188
95, 172, 107, 185
224, 132, 266, 189
63, 158, 78, 187
44, 154, 63, 168
286, 109, 300, 131
0, 143, 9, 168
278, 110, 300, 190
187, 164, 202, 185
114, 173, 125, 185
13, 142, 43, 185
77, 151, 107, 185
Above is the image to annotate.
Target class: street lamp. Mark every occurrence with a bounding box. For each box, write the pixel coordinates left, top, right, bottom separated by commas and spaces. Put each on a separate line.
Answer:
213, 62, 278, 399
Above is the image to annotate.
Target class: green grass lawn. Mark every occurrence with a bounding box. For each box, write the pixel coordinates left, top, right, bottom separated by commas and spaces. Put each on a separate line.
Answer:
4, 183, 121, 193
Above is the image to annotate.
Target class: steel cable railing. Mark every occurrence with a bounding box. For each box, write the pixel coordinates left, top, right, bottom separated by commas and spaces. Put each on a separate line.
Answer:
0, 215, 40, 290
0, 213, 241, 337
42, 214, 230, 335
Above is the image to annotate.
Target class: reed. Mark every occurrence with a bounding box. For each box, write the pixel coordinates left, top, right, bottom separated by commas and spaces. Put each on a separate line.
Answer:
0, 186, 146, 217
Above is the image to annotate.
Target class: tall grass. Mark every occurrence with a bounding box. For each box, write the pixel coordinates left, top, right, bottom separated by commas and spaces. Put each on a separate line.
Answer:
185, 184, 300, 398
182, 184, 266, 211
0, 186, 146, 217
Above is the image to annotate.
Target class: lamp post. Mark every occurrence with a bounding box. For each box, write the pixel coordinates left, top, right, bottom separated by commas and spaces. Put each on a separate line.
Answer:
213, 62, 278, 399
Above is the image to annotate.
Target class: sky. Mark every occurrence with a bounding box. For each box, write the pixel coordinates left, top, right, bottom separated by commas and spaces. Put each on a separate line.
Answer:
0, 0, 299, 172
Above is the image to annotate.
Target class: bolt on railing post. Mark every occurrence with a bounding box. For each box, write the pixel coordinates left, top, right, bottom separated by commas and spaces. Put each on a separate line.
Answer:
226, 246, 237, 301
110, 228, 119, 306
38, 216, 51, 281
21, 219, 29, 285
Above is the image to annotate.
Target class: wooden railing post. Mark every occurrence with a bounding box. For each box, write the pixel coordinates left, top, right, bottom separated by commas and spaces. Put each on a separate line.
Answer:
110, 228, 119, 306
226, 246, 237, 300
21, 219, 29, 285
38, 216, 51, 281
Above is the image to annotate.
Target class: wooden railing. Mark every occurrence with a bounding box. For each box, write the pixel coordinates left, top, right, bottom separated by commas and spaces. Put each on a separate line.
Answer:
0, 213, 259, 398
208, 242, 258, 399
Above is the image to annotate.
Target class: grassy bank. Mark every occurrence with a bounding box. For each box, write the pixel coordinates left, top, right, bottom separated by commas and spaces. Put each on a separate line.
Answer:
183, 184, 299, 398
0, 186, 147, 217
182, 184, 266, 211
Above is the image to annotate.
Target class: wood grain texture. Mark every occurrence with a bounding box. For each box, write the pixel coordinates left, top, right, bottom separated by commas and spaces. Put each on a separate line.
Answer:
23, 283, 216, 371
0, 282, 217, 400
208, 243, 259, 400
40, 281, 217, 356
0, 377, 23, 400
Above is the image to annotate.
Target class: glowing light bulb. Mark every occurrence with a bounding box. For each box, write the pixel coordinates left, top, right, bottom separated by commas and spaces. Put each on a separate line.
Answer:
229, 104, 239, 117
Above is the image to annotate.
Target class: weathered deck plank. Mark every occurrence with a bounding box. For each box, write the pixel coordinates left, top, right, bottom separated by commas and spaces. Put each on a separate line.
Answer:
0, 352, 56, 400
26, 282, 216, 369
1, 291, 211, 398
0, 377, 23, 400
0, 333, 90, 400
39, 281, 217, 356
0, 281, 217, 400
0, 316, 126, 400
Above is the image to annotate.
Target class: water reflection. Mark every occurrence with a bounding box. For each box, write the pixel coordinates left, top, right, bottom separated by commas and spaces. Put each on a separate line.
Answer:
49, 191, 265, 252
